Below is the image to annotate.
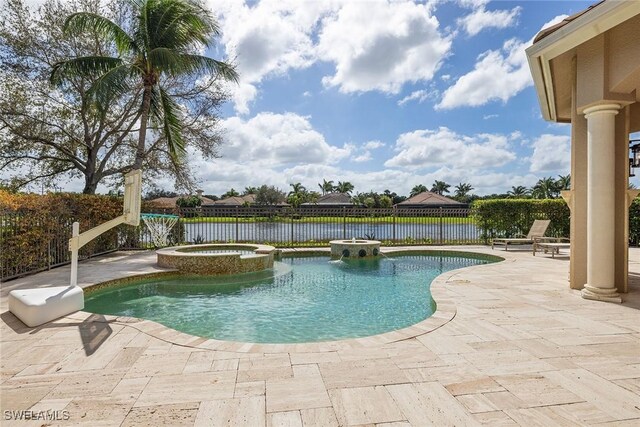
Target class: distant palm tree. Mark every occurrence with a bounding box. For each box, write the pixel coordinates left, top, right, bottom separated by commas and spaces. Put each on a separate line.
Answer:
288, 182, 306, 196
336, 181, 354, 195
431, 180, 451, 195
51, 0, 238, 171
243, 186, 258, 195
318, 179, 334, 195
507, 185, 530, 198
306, 191, 320, 204
454, 183, 474, 198
410, 184, 427, 197
532, 177, 560, 199
221, 188, 239, 198
556, 174, 571, 190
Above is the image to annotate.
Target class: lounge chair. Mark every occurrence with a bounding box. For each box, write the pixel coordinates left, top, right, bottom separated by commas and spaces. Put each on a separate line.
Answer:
533, 237, 570, 258
491, 219, 551, 251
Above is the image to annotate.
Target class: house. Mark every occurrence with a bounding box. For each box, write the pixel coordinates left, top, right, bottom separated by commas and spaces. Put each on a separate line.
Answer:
302, 193, 354, 207
209, 194, 256, 206
395, 191, 464, 208
526, 0, 640, 300
148, 190, 214, 208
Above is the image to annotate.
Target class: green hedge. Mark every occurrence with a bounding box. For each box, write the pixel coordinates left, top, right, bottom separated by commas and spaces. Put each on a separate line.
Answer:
472, 197, 640, 246
631, 198, 640, 246
471, 199, 570, 243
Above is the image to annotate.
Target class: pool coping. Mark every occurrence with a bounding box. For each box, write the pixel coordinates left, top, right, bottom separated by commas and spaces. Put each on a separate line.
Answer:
73, 247, 505, 353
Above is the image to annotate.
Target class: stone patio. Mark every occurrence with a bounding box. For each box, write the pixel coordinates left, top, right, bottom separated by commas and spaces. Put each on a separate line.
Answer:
1, 246, 639, 426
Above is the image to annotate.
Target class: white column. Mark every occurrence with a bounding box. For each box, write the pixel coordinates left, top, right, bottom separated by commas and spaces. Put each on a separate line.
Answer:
581, 104, 621, 303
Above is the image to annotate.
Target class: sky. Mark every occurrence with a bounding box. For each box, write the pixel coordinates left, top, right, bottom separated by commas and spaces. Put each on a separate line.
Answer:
15, 0, 640, 195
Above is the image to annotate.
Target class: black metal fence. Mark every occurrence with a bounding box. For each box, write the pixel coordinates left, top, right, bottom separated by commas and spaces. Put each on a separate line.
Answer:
1, 205, 564, 281
173, 206, 481, 247
1, 210, 122, 281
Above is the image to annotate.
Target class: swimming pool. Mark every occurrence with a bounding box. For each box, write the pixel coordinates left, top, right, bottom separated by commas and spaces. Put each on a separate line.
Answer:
84, 253, 496, 343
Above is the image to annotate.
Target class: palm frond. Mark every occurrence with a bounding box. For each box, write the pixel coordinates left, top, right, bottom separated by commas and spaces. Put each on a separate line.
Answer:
148, 49, 238, 82
63, 13, 137, 55
150, 85, 186, 161
50, 56, 123, 85
87, 64, 138, 109
148, 0, 219, 50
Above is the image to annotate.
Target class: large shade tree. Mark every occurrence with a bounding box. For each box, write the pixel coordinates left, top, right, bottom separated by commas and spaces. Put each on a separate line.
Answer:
50, 0, 238, 176
1, 0, 233, 193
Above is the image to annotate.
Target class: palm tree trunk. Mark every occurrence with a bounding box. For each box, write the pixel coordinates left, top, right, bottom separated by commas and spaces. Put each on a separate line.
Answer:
133, 84, 153, 170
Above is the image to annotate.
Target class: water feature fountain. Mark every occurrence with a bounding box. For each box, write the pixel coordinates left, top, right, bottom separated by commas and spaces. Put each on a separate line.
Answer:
329, 239, 381, 258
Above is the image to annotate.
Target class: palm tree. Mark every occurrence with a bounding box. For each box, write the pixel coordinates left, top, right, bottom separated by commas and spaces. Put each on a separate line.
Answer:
532, 177, 559, 199
410, 184, 427, 197
243, 186, 258, 195
51, 0, 238, 171
431, 180, 451, 195
318, 179, 334, 195
507, 186, 530, 198
454, 182, 474, 198
288, 182, 306, 196
556, 174, 571, 190
221, 188, 239, 198
336, 181, 354, 195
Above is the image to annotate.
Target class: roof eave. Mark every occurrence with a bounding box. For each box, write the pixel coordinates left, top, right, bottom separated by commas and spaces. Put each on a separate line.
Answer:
525, 0, 640, 123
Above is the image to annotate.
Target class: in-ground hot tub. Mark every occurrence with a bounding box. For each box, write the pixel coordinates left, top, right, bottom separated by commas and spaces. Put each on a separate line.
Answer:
330, 239, 381, 258
157, 243, 276, 275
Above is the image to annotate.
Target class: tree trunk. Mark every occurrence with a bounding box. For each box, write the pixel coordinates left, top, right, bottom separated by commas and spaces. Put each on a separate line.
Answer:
82, 179, 98, 194
133, 84, 153, 170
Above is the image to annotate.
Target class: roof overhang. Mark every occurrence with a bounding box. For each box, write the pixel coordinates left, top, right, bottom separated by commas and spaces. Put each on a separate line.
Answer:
526, 0, 640, 122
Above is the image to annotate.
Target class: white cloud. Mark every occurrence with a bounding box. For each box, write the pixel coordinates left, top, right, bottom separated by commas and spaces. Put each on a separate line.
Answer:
385, 127, 515, 170
207, 0, 335, 114
529, 134, 570, 173
436, 38, 531, 109
398, 89, 431, 106
219, 112, 352, 167
483, 114, 498, 120
317, 0, 452, 94
458, 3, 521, 36
352, 152, 372, 163
351, 140, 386, 163
436, 14, 568, 110
229, 82, 258, 116
363, 140, 385, 150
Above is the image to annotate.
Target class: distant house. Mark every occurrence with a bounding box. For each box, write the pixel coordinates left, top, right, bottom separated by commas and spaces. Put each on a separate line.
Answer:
148, 190, 214, 209
395, 191, 464, 208
209, 194, 256, 206
302, 193, 354, 208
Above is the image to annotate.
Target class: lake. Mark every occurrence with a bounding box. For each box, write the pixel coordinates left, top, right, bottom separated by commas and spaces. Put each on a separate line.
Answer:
181, 221, 481, 244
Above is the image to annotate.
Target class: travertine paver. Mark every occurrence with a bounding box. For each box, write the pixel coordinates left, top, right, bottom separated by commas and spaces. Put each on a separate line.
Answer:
1, 246, 639, 426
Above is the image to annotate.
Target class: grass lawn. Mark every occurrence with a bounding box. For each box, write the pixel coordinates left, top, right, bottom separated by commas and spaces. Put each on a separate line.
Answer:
181, 216, 475, 224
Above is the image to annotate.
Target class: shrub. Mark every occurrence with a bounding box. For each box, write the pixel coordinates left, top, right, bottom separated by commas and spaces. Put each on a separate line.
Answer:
630, 197, 640, 246
0, 190, 164, 279
471, 199, 570, 243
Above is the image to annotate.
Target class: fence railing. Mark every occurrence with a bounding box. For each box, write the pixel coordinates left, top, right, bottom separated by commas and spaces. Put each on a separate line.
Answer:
1, 205, 564, 281
168, 206, 484, 247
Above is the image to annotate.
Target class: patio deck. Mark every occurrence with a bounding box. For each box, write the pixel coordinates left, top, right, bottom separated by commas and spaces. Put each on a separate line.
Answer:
1, 246, 639, 426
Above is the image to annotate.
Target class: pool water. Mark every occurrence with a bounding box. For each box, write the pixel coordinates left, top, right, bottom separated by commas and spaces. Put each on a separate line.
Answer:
84, 254, 494, 343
